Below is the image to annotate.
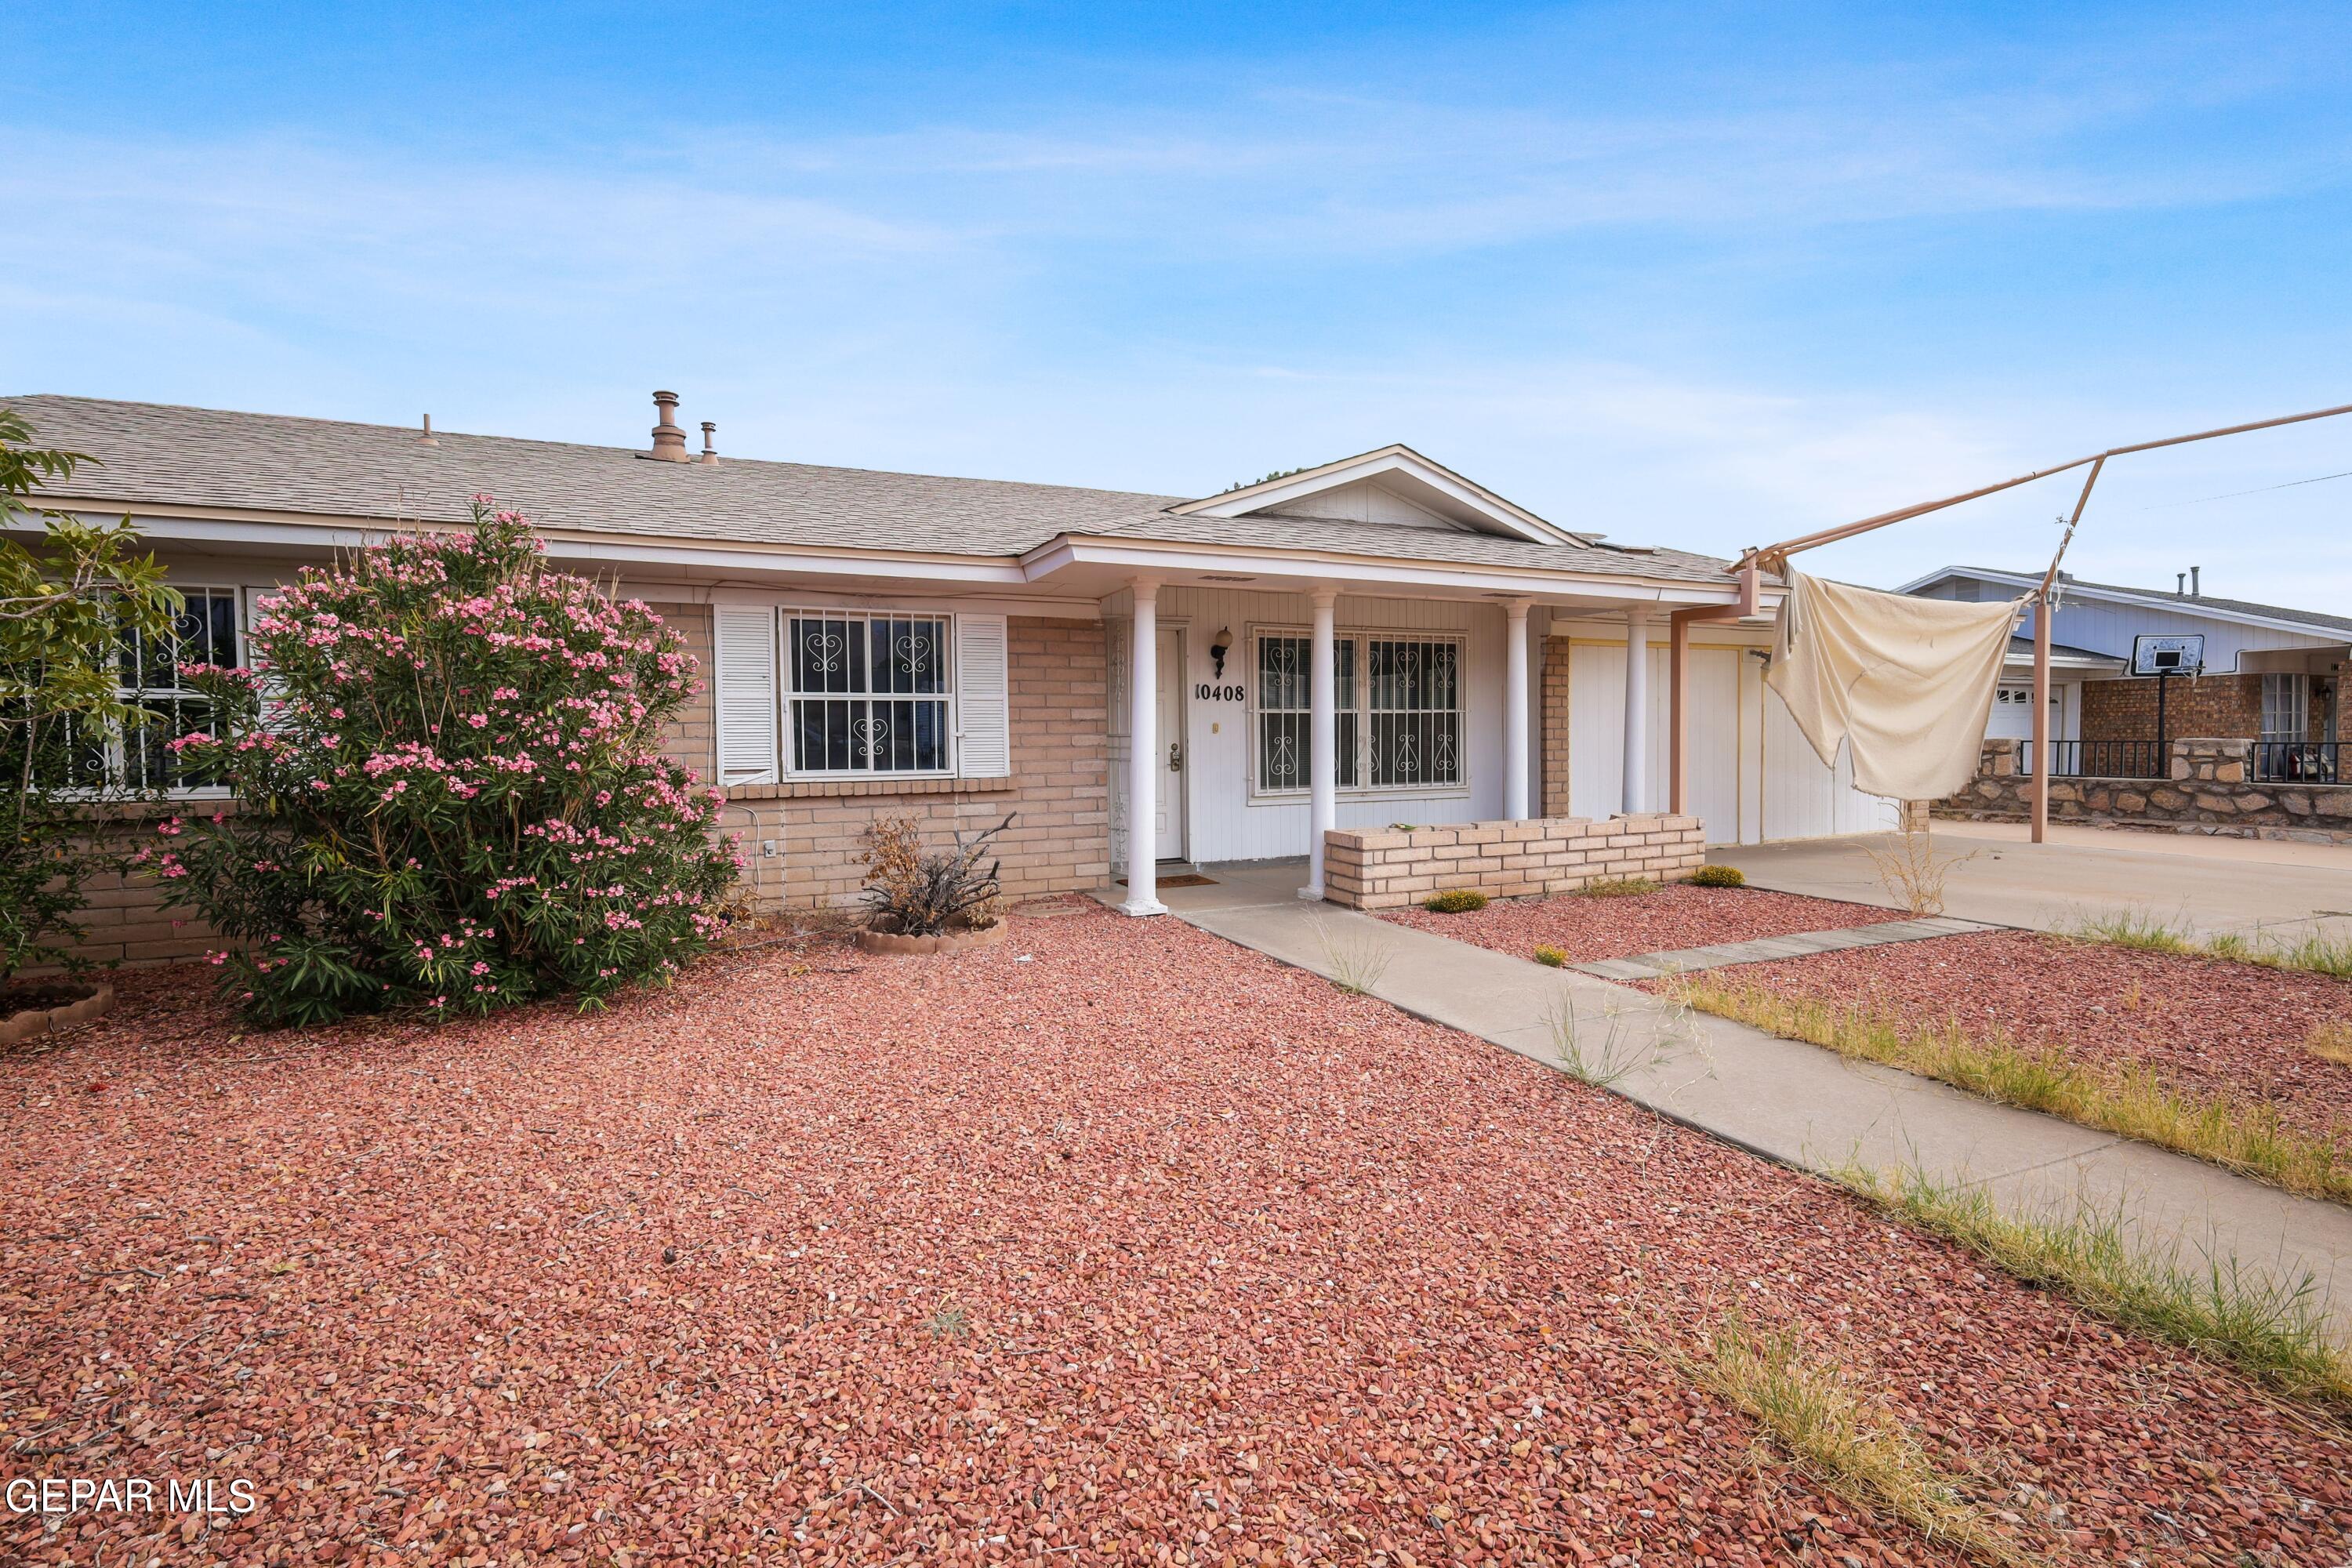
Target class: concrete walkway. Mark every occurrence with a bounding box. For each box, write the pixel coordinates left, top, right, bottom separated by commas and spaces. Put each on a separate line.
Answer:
1143, 861, 2352, 1330
1711, 826, 2352, 944
1573, 914, 1994, 982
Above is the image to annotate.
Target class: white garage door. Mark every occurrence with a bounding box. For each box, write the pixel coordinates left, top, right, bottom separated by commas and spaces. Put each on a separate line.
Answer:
1762, 685, 1900, 840
1566, 641, 1742, 844
1987, 681, 2063, 742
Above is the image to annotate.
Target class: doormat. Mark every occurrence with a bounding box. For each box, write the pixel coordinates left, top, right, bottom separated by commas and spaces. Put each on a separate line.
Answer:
1116, 873, 1218, 888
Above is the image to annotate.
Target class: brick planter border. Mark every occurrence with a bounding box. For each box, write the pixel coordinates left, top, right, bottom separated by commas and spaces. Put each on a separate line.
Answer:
855, 921, 1012, 957
0, 983, 118, 1046
1323, 813, 1708, 910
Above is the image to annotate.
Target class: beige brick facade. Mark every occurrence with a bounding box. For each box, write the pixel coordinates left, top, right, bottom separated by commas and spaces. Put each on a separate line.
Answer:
55, 829, 224, 969
1541, 635, 1574, 816
1322, 812, 1706, 910
653, 607, 1112, 912
47, 612, 1111, 967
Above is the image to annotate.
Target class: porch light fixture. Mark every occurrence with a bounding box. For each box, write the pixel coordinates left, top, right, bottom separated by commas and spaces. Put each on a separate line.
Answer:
1210, 626, 1233, 678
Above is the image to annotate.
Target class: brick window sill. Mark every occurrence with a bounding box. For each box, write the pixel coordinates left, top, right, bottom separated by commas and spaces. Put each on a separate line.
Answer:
726, 776, 1020, 802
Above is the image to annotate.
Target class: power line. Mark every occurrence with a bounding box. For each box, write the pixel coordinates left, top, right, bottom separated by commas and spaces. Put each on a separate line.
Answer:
2138, 468, 2352, 510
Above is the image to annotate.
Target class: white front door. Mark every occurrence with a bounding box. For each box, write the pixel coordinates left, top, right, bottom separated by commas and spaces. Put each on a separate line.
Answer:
1155, 628, 1186, 860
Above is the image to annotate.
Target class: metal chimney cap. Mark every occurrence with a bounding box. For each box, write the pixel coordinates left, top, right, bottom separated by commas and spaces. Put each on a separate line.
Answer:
699, 421, 720, 465
643, 390, 692, 461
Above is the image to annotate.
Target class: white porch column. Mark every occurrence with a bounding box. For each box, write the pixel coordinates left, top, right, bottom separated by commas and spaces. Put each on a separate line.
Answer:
1301, 587, 1338, 901
1621, 605, 1650, 815
1503, 598, 1533, 819
1121, 580, 1167, 916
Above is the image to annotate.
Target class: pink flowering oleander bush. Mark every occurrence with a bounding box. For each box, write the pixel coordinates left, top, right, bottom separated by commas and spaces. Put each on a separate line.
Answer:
147, 499, 740, 1028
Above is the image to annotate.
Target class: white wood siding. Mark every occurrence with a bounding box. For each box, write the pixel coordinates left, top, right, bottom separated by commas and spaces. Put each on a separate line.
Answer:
1560, 629, 1895, 845
1152, 586, 1505, 864
1563, 637, 1742, 845
1926, 573, 2345, 670
1259, 477, 1455, 530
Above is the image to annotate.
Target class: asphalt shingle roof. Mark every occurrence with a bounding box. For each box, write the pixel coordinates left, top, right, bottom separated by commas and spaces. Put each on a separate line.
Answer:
1944, 566, 2352, 639
7, 395, 1745, 587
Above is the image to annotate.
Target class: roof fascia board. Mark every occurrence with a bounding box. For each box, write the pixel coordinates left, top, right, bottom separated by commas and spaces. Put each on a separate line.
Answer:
1031, 535, 1758, 606
1168, 445, 1577, 545
1907, 564, 2350, 642
2001, 652, 2127, 671
686, 584, 1100, 619
31, 508, 1033, 586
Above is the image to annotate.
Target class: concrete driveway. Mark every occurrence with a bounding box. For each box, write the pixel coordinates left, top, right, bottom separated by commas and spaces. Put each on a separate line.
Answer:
1711, 820, 2352, 942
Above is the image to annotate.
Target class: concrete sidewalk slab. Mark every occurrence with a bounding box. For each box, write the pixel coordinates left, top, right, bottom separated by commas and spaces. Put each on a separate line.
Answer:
1167, 874, 2352, 1330
1571, 914, 1998, 980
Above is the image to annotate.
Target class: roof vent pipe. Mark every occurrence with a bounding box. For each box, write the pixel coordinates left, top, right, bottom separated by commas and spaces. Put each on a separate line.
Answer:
2177, 572, 2187, 596
419, 413, 437, 447
699, 421, 719, 465
642, 390, 692, 462
2190, 565, 2201, 597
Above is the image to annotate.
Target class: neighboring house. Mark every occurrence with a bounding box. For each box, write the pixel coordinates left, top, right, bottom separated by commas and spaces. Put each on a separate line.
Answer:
9, 392, 1903, 963
1904, 566, 2350, 782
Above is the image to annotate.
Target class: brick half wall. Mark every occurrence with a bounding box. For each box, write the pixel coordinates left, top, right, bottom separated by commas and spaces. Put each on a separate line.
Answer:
1323, 813, 1707, 910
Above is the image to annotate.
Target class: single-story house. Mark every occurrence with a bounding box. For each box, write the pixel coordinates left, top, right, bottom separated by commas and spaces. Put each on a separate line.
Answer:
10, 392, 1907, 963
1904, 566, 2350, 782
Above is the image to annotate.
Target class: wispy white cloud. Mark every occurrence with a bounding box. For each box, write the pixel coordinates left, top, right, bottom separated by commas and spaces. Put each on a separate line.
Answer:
5, 7, 2348, 611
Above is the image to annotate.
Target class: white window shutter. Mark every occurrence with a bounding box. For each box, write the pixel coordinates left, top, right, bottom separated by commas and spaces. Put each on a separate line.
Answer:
955, 613, 1011, 779
241, 585, 293, 730
714, 606, 780, 786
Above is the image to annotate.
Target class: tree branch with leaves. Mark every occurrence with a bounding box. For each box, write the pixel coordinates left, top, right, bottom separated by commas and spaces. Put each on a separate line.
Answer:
0, 406, 182, 989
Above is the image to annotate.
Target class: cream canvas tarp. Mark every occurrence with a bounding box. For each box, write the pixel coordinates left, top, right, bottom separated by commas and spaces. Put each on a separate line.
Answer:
1766, 570, 2021, 801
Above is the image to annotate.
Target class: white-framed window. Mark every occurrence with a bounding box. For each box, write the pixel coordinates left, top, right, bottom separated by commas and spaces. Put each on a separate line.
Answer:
2261, 673, 2310, 742
59, 586, 243, 793
1251, 628, 1462, 795
1254, 633, 1357, 789
786, 612, 953, 775
712, 604, 1012, 787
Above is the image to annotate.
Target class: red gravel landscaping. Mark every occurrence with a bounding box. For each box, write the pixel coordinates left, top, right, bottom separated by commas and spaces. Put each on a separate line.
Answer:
1641, 927, 2352, 1150
5, 913, 2349, 1566
1381, 884, 1904, 965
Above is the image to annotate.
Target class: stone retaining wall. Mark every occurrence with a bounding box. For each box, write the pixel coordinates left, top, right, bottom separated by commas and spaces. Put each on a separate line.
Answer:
1323, 813, 1708, 910
1933, 737, 2352, 844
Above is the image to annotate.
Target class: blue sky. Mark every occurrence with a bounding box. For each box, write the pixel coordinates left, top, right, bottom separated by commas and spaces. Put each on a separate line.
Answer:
8, 2, 2349, 603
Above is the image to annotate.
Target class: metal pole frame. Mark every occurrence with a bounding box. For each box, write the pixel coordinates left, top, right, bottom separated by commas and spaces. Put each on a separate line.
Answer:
2031, 456, 2106, 843
1739, 401, 2352, 580
1724, 400, 2352, 845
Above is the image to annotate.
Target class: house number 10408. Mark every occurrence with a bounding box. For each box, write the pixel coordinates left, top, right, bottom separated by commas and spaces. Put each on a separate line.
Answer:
1195, 683, 1245, 702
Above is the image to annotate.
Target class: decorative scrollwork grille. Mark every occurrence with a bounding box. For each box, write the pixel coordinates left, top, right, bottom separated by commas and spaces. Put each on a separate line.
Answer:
788, 613, 951, 774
